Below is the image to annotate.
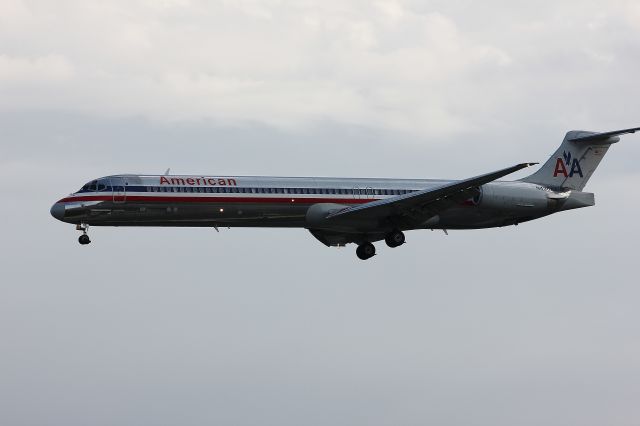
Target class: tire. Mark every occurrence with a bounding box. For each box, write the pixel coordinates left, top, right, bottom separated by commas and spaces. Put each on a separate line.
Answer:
356, 242, 376, 260
385, 230, 405, 248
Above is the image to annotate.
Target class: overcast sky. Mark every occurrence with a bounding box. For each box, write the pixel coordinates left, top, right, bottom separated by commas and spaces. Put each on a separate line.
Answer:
2, 1, 640, 425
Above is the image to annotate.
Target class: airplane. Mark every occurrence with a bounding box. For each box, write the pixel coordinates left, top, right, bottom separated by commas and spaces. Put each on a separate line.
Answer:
50, 127, 638, 260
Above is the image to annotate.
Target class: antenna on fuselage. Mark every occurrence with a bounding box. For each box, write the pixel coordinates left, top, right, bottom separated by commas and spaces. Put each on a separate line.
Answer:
164, 168, 171, 175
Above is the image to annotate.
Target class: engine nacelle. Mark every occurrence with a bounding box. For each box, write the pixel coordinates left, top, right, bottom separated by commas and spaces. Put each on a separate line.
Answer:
479, 183, 550, 212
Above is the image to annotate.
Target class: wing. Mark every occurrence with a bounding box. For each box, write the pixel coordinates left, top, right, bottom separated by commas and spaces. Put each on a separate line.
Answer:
326, 162, 537, 226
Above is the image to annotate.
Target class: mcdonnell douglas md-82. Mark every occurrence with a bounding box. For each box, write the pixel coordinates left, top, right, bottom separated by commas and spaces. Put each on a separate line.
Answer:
51, 128, 638, 259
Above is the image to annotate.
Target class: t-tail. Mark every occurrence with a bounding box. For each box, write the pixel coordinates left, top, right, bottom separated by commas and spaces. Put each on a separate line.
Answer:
521, 127, 640, 190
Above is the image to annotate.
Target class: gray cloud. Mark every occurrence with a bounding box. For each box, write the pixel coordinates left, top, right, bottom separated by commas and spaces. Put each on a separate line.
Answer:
2, 1, 639, 134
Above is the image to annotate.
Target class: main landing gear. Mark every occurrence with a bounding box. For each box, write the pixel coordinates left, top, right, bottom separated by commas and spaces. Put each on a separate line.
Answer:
356, 242, 376, 260
77, 224, 91, 245
356, 230, 406, 260
385, 229, 405, 248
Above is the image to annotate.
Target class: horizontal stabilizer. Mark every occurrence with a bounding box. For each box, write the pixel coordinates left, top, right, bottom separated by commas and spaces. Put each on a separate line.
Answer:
568, 127, 640, 143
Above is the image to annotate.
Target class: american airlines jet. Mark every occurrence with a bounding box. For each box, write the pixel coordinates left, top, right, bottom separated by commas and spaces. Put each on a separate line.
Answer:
51, 128, 638, 259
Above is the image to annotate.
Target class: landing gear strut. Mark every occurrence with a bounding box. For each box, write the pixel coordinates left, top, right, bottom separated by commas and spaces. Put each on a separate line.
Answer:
356, 242, 376, 260
385, 229, 405, 248
77, 223, 91, 245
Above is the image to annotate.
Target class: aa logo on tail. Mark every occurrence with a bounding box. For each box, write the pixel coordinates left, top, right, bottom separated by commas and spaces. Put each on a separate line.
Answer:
553, 151, 583, 178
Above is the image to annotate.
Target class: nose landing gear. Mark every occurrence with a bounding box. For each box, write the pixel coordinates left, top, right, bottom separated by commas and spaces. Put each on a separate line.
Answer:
77, 224, 91, 245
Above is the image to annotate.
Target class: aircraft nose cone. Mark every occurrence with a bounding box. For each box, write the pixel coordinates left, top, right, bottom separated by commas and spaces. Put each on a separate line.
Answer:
50, 203, 65, 221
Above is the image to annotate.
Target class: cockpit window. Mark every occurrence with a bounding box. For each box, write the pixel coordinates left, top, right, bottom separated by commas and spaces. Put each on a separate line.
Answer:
97, 178, 112, 191
79, 180, 98, 192
78, 178, 112, 193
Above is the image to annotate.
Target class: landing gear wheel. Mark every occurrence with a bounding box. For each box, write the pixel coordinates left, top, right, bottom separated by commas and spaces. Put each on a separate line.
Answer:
385, 230, 405, 248
78, 234, 91, 245
356, 242, 376, 260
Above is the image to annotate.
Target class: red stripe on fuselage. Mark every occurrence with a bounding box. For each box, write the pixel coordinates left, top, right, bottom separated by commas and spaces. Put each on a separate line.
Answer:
58, 195, 377, 204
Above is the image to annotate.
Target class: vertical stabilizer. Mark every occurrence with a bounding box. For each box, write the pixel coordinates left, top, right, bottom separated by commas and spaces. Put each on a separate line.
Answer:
520, 128, 639, 190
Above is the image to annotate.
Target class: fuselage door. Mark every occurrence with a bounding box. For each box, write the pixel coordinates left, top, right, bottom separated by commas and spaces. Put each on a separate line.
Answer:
112, 177, 126, 203
365, 186, 374, 199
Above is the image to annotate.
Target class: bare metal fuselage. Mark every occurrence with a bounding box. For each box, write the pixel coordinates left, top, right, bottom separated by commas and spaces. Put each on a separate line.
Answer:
49, 127, 639, 257
51, 175, 594, 244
